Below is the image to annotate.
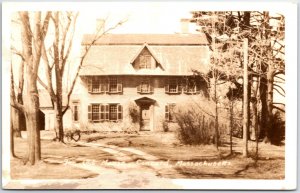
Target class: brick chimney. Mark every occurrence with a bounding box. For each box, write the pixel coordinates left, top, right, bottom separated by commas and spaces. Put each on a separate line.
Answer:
180, 18, 190, 34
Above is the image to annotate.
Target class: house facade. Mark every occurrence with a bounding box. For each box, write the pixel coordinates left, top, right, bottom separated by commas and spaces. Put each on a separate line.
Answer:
41, 33, 211, 132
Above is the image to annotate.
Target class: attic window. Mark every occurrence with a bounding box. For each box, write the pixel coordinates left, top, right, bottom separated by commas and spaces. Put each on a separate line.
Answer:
133, 47, 158, 70
140, 55, 151, 69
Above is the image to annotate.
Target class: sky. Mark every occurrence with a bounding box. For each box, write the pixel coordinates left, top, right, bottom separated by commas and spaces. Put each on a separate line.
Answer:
75, 3, 196, 34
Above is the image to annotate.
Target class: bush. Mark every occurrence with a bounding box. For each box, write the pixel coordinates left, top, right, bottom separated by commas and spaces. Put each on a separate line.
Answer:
269, 110, 285, 145
175, 107, 214, 145
128, 103, 140, 124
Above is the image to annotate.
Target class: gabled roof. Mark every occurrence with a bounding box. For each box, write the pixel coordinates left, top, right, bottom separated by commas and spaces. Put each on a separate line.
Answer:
82, 34, 209, 45
130, 43, 162, 66
80, 33, 210, 76
79, 45, 210, 76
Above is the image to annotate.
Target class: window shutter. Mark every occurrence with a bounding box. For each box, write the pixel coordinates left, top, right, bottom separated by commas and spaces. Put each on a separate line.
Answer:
88, 78, 92, 92
88, 105, 92, 122
150, 84, 154, 93
100, 78, 105, 93
165, 84, 169, 93
117, 104, 123, 120
137, 84, 141, 93
117, 78, 122, 93
178, 79, 182, 93
165, 105, 169, 120
183, 79, 188, 93
100, 104, 104, 120
104, 78, 109, 93
105, 104, 109, 120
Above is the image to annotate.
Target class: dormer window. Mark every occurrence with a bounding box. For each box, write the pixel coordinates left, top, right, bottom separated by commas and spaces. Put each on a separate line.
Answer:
139, 55, 152, 69
132, 46, 161, 70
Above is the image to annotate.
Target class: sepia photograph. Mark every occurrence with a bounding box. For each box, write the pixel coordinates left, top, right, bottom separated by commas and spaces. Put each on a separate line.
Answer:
2, 1, 297, 190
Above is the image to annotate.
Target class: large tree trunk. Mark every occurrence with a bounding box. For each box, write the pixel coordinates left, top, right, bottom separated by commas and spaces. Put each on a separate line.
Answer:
54, 98, 64, 142
23, 77, 41, 164
18, 11, 50, 165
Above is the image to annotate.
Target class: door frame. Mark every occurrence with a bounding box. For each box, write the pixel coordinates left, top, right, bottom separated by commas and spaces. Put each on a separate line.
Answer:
134, 97, 156, 131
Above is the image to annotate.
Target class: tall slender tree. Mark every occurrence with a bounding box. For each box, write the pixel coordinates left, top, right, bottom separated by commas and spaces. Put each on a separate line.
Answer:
37, 12, 127, 142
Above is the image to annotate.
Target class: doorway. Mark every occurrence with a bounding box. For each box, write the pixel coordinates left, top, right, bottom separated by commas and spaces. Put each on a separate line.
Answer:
140, 104, 151, 131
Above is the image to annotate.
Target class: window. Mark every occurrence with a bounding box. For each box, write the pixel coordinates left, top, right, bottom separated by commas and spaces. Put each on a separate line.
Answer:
88, 104, 123, 122
183, 78, 200, 94
73, 103, 79, 122
92, 105, 100, 121
109, 77, 118, 93
137, 79, 154, 94
88, 77, 122, 94
88, 77, 107, 93
109, 105, 118, 121
109, 77, 122, 93
165, 104, 176, 122
165, 78, 181, 94
139, 55, 151, 69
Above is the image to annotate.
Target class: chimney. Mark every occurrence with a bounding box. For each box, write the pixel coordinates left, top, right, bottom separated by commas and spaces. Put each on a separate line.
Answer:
180, 18, 190, 34
96, 19, 105, 34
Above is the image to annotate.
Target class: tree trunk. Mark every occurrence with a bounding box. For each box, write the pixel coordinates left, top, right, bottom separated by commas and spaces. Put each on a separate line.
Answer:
252, 98, 259, 159
264, 66, 275, 143
54, 99, 64, 142
242, 38, 249, 158
229, 99, 233, 155
213, 76, 219, 149
10, 107, 16, 158
24, 78, 41, 165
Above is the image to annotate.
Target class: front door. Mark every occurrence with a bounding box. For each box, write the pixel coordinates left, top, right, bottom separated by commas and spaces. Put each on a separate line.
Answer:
140, 104, 151, 131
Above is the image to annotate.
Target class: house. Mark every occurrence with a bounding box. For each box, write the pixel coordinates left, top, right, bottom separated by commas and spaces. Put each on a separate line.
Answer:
40, 29, 211, 132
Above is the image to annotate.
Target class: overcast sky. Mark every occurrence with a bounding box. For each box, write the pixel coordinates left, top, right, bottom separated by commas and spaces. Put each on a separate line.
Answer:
75, 3, 196, 34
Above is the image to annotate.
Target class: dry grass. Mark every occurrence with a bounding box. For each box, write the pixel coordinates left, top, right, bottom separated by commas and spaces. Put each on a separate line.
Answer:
87, 131, 285, 179
11, 137, 115, 179
10, 158, 98, 179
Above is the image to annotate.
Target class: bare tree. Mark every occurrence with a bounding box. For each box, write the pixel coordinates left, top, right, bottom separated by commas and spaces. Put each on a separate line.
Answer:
10, 11, 51, 165
37, 12, 126, 142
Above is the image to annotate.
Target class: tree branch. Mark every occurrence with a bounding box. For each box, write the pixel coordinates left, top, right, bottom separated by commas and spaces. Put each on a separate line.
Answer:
62, 18, 127, 115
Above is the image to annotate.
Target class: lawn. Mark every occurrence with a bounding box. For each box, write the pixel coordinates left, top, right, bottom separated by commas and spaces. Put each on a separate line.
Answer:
86, 131, 285, 179
10, 137, 115, 179
10, 131, 285, 180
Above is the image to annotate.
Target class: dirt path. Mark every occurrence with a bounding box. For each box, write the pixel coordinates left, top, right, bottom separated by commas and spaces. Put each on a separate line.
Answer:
5, 141, 182, 189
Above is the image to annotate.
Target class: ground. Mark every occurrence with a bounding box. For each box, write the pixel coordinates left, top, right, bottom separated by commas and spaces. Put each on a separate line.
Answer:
4, 131, 285, 189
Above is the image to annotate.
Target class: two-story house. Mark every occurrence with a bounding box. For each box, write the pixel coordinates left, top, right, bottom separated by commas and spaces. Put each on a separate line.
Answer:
40, 32, 211, 132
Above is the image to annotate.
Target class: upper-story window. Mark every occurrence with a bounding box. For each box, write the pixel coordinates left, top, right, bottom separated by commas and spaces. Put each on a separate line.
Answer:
137, 78, 154, 94
183, 78, 200, 94
88, 76, 122, 94
165, 78, 181, 94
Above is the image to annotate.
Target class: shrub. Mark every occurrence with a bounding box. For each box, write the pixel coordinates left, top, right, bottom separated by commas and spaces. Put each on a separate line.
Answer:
269, 110, 285, 145
128, 103, 140, 124
175, 107, 214, 145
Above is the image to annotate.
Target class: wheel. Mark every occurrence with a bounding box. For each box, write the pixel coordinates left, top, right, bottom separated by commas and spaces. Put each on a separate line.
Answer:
65, 133, 72, 142
72, 132, 81, 142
